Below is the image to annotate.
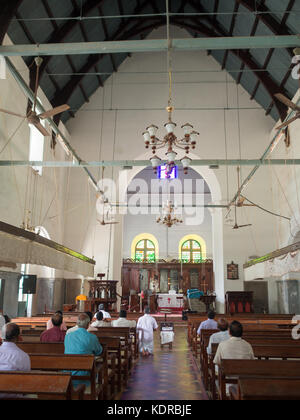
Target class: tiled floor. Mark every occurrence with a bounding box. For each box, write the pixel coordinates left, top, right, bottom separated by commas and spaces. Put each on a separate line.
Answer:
120, 326, 208, 400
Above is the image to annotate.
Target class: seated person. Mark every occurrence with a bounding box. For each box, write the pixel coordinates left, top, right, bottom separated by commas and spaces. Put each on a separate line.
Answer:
66, 312, 93, 335
40, 313, 66, 343
0, 323, 31, 371
93, 304, 111, 322
64, 313, 102, 388
207, 318, 230, 355
46, 310, 67, 331
197, 310, 218, 334
213, 320, 255, 366
89, 311, 110, 330
111, 310, 136, 328
0, 323, 31, 399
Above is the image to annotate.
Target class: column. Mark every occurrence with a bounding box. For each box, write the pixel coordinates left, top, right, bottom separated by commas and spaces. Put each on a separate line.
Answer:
209, 207, 225, 313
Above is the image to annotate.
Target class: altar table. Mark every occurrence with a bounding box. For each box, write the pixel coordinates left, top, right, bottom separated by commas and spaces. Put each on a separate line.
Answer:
157, 293, 184, 312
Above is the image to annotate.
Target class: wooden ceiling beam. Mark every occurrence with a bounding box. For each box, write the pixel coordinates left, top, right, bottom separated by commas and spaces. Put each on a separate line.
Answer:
0, 0, 23, 45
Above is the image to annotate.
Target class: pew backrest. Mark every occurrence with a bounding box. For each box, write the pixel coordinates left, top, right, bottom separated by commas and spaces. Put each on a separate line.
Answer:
0, 371, 84, 400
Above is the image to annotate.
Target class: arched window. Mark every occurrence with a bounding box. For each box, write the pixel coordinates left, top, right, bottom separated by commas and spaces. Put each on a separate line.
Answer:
131, 233, 159, 262
181, 239, 202, 263
135, 239, 156, 262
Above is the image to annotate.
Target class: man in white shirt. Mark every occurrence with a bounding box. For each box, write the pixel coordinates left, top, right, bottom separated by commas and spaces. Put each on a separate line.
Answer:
207, 318, 230, 355
0, 313, 5, 340
112, 310, 136, 328
137, 307, 158, 356
93, 304, 111, 321
213, 320, 255, 366
89, 311, 110, 330
0, 323, 31, 372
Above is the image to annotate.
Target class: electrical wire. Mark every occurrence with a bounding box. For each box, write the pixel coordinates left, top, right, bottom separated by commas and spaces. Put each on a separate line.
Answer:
241, 196, 291, 221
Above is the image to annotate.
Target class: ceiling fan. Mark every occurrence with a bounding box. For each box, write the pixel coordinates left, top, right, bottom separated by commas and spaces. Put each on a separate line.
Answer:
230, 167, 252, 230
97, 207, 119, 226
0, 57, 70, 136
232, 203, 252, 230
275, 93, 300, 130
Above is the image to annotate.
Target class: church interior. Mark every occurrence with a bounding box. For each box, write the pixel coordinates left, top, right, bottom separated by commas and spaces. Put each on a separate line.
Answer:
0, 0, 300, 402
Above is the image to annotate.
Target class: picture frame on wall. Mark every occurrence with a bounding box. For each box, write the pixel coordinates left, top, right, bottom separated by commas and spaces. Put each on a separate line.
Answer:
227, 261, 239, 280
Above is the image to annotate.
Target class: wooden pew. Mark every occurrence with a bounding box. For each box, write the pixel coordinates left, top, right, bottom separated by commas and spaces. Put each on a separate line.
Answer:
0, 371, 85, 400
16, 342, 115, 400
92, 334, 128, 391
218, 359, 300, 400
29, 354, 102, 400
209, 343, 300, 400
230, 377, 300, 400
94, 327, 134, 371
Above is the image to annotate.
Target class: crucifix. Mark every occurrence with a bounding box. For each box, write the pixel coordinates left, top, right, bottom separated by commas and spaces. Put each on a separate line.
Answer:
200, 278, 208, 294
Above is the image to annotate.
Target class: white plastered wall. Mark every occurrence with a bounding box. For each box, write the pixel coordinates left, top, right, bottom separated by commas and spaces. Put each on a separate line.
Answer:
65, 26, 279, 311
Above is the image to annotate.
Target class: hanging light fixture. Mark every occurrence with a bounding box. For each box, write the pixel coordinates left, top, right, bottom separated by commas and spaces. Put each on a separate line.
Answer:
143, 1, 199, 178
156, 200, 183, 228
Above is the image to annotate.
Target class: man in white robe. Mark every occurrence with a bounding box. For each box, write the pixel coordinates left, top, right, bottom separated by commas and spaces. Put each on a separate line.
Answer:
137, 307, 158, 356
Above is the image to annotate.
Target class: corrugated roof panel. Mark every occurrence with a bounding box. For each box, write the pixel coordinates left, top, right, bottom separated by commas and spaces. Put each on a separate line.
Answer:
216, 0, 236, 33
239, 67, 259, 93
266, 48, 292, 87
81, 19, 105, 42
254, 83, 272, 113
63, 28, 85, 43
249, 48, 271, 68
199, 0, 215, 13
232, 5, 256, 36
264, 0, 291, 22
286, 1, 300, 33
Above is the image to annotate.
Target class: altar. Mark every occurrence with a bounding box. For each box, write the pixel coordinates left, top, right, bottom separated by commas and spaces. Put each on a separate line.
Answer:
157, 293, 184, 312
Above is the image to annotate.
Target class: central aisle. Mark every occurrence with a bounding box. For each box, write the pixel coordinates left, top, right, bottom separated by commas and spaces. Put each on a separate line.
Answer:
120, 326, 208, 400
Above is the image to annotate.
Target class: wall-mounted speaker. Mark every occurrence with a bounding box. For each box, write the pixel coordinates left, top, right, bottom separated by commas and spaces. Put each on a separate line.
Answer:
22, 275, 37, 294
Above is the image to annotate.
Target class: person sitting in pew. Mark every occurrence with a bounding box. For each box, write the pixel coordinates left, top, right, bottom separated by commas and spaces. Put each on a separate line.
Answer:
46, 310, 67, 332
66, 312, 93, 335
0, 323, 30, 371
197, 311, 218, 334
40, 313, 66, 343
93, 304, 111, 322
213, 321, 255, 366
207, 318, 230, 355
64, 313, 103, 390
89, 311, 110, 330
0, 323, 31, 399
112, 310, 136, 328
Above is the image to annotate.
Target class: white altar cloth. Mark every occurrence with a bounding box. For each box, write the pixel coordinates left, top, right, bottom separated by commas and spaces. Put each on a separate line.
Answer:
157, 293, 184, 310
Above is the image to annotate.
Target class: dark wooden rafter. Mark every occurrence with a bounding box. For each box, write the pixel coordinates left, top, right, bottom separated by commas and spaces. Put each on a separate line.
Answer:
222, 1, 240, 69
173, 16, 288, 121
236, 7, 261, 85
186, 0, 288, 121
29, 0, 107, 88
50, 0, 151, 122
42, 0, 85, 116
238, 0, 294, 58
98, 4, 117, 72
262, 0, 297, 117
0, 0, 23, 45
14, 10, 67, 118
4, 0, 296, 125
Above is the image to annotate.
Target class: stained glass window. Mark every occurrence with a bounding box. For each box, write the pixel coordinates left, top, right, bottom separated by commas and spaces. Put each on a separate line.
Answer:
181, 240, 202, 263
135, 239, 156, 262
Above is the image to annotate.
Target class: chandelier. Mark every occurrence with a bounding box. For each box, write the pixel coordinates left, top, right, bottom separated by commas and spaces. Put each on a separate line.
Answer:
142, 18, 199, 178
156, 200, 183, 228
143, 106, 199, 177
